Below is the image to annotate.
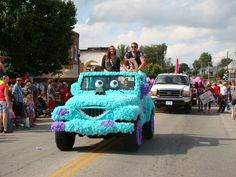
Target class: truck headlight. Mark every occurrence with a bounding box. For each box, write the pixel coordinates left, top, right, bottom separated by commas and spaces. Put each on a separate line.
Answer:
149, 90, 159, 96
182, 90, 191, 97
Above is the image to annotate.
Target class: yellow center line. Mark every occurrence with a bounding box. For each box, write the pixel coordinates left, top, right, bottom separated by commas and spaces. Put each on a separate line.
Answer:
61, 137, 121, 177
48, 137, 118, 177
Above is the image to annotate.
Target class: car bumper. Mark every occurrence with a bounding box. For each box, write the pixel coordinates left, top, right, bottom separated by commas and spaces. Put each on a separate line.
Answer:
51, 119, 135, 136
151, 96, 192, 108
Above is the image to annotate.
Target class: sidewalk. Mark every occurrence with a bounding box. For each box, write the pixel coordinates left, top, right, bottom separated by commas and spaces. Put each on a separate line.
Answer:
3, 117, 52, 134
218, 108, 236, 139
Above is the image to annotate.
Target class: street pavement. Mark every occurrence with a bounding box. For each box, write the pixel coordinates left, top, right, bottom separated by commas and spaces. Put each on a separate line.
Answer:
0, 106, 236, 177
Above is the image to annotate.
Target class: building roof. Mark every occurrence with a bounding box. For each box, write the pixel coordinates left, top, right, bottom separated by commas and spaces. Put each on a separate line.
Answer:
80, 47, 108, 52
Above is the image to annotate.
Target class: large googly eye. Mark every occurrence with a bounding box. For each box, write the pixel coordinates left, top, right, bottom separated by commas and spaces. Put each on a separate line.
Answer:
110, 80, 119, 88
95, 80, 104, 88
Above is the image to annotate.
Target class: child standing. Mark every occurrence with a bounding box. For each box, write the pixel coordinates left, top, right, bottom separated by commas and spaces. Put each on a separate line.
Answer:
196, 82, 205, 112
204, 83, 213, 113
24, 94, 36, 127
217, 93, 226, 113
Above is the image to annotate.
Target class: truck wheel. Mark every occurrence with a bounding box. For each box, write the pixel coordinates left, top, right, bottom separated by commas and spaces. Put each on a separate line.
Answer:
123, 119, 142, 152
55, 132, 76, 151
142, 112, 154, 139
184, 104, 192, 114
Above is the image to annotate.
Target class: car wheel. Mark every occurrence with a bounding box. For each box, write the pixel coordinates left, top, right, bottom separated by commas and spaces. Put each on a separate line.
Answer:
55, 132, 76, 151
123, 119, 142, 152
142, 112, 154, 139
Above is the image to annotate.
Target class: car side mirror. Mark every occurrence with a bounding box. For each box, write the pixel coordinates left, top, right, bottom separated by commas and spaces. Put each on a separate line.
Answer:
70, 83, 78, 96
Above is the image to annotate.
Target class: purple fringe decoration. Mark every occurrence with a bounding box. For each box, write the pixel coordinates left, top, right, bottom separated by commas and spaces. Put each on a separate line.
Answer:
101, 120, 114, 127
57, 108, 69, 116
140, 83, 150, 99
51, 121, 65, 132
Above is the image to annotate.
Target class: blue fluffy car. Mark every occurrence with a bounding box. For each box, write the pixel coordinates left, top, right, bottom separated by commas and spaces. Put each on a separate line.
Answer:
51, 71, 155, 151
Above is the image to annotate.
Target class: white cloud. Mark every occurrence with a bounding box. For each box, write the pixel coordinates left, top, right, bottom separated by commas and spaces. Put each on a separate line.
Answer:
116, 31, 138, 46
73, 0, 236, 65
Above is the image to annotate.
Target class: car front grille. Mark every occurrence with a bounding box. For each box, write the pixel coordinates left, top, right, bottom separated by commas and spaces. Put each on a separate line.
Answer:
159, 90, 181, 97
79, 108, 106, 117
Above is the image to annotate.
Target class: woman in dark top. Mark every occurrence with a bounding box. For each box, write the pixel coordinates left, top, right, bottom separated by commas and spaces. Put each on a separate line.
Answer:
101, 46, 120, 72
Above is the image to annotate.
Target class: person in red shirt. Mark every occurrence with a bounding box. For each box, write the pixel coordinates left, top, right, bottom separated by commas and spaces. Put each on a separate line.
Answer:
213, 83, 220, 106
60, 82, 69, 105
213, 83, 220, 99
0, 75, 10, 133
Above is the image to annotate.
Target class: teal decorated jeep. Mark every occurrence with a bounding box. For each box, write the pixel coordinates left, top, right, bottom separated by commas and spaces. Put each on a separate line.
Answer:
51, 71, 155, 151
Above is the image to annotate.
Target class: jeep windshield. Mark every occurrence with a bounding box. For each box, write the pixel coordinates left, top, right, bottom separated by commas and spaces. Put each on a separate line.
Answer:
155, 75, 189, 85
81, 75, 135, 90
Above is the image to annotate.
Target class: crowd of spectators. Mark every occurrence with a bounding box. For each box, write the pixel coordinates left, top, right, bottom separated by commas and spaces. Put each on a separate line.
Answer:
0, 76, 70, 133
191, 80, 236, 119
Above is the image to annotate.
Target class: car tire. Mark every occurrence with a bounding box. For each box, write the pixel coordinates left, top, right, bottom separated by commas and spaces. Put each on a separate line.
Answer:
123, 119, 142, 152
142, 112, 154, 139
55, 132, 76, 151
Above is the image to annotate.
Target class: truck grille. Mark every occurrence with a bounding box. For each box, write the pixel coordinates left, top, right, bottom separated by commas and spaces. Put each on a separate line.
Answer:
79, 108, 106, 117
159, 90, 181, 97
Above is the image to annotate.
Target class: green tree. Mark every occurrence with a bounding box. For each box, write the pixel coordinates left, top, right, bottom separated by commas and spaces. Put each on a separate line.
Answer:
179, 63, 190, 73
143, 43, 167, 67
142, 63, 162, 78
0, 0, 76, 76
192, 60, 201, 76
117, 44, 129, 61
218, 68, 226, 79
217, 57, 233, 68
192, 60, 200, 70
164, 57, 174, 73
198, 52, 212, 67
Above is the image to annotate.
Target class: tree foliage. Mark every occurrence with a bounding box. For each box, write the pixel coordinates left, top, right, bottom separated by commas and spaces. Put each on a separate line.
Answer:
198, 52, 212, 67
217, 57, 233, 68
179, 63, 190, 73
117, 44, 129, 61
142, 63, 162, 78
0, 0, 76, 76
143, 43, 167, 66
164, 57, 174, 73
192, 60, 200, 71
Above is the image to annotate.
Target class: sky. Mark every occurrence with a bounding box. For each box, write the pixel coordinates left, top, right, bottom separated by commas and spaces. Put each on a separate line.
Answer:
72, 0, 236, 66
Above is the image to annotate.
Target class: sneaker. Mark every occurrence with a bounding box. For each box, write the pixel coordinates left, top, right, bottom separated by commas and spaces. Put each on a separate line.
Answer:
3, 130, 11, 133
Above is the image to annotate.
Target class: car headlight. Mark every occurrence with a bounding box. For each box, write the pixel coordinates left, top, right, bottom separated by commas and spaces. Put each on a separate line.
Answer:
182, 90, 191, 97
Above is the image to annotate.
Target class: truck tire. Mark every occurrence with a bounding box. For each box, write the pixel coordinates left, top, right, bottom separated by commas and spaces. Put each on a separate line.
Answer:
184, 104, 192, 114
123, 119, 142, 152
55, 132, 76, 151
142, 112, 154, 139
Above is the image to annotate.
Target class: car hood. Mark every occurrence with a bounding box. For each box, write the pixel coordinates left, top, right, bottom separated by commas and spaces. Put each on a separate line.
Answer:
65, 93, 140, 109
151, 84, 190, 91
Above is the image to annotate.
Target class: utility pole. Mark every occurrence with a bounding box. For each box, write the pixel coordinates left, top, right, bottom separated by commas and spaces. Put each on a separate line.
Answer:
208, 62, 210, 82
226, 51, 229, 81
234, 51, 236, 82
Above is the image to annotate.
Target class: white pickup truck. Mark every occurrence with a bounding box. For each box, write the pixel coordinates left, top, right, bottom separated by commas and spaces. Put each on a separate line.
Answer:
150, 73, 192, 113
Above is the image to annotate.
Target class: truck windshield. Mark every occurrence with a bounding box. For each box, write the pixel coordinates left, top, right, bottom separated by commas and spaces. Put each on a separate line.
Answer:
81, 75, 135, 90
155, 75, 189, 85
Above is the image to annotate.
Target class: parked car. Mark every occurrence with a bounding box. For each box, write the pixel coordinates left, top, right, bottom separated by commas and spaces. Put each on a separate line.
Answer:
150, 73, 192, 113
51, 71, 155, 151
